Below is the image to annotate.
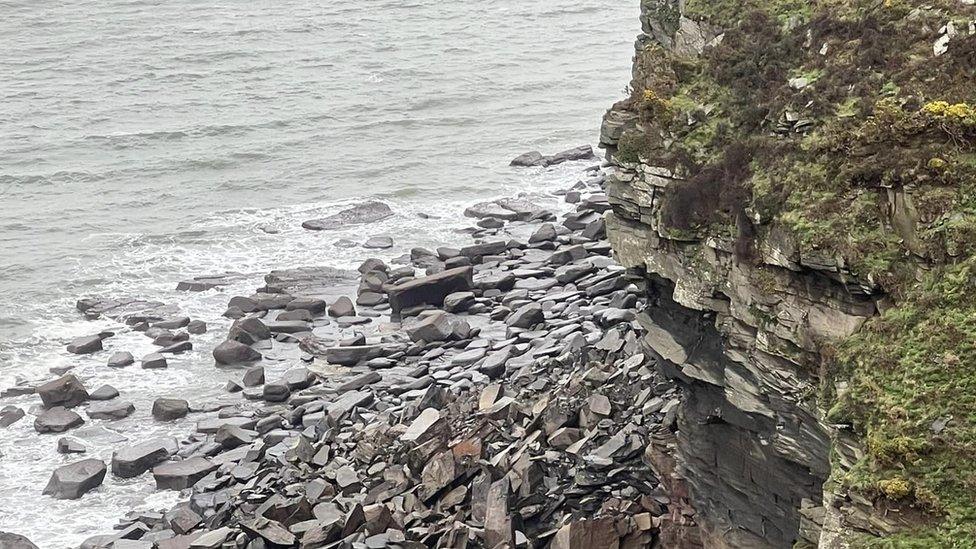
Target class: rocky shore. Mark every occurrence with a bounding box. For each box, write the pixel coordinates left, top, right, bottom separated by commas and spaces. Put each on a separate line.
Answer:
1, 153, 678, 549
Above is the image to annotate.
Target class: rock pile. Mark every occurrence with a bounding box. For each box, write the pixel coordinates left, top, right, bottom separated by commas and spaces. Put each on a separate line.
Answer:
7, 160, 682, 549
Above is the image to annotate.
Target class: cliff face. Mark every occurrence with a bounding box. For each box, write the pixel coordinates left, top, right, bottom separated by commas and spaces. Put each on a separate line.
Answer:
601, 0, 976, 547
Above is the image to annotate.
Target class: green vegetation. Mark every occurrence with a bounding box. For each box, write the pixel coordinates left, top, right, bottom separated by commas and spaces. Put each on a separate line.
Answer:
626, 0, 976, 545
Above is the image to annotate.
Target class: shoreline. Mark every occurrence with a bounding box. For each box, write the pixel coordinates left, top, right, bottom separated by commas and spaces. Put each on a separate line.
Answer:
1, 152, 675, 549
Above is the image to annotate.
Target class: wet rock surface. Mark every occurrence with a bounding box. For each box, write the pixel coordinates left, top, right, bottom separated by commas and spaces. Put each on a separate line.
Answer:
4, 161, 671, 548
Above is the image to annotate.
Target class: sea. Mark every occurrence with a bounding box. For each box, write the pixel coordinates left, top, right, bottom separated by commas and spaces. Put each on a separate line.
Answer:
0, 0, 637, 545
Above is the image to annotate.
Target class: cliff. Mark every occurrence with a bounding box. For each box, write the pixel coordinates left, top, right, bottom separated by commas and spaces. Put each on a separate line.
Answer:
600, 1, 976, 547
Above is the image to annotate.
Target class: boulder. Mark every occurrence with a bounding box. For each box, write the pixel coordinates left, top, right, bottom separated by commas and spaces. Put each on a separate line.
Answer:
213, 340, 262, 366
302, 201, 393, 231
36, 375, 89, 408
34, 407, 84, 433
529, 223, 557, 243
0, 406, 26, 428
153, 316, 190, 329
152, 398, 189, 421
363, 236, 394, 249
460, 241, 506, 260
153, 458, 217, 490
141, 353, 168, 369
88, 384, 119, 401
57, 437, 86, 454
285, 298, 328, 314
263, 383, 291, 403
509, 151, 546, 167
0, 533, 39, 549
42, 459, 106, 499
546, 144, 595, 165
66, 335, 103, 355
186, 320, 208, 334
228, 317, 271, 345
405, 312, 456, 343
386, 267, 473, 315
328, 296, 356, 318
443, 291, 475, 313
112, 438, 178, 478
87, 400, 135, 420
107, 351, 135, 368
242, 366, 265, 387
506, 303, 545, 329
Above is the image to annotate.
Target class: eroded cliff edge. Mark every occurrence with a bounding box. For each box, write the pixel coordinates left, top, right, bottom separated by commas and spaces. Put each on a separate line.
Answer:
600, 1, 976, 547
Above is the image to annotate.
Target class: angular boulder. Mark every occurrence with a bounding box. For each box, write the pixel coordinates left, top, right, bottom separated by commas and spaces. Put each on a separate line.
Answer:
66, 335, 103, 355
152, 398, 189, 421
0, 532, 39, 549
385, 267, 473, 315
0, 406, 26, 428
107, 351, 135, 368
36, 375, 89, 409
213, 340, 262, 366
153, 457, 217, 490
42, 459, 106, 499
113, 438, 178, 478
404, 312, 456, 343
506, 303, 545, 329
34, 407, 84, 433
86, 400, 134, 420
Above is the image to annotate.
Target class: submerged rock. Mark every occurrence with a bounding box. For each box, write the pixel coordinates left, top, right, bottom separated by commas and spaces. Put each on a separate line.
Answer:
302, 201, 394, 231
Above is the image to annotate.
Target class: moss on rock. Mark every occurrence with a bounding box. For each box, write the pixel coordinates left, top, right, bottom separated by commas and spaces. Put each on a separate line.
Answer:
623, 0, 976, 545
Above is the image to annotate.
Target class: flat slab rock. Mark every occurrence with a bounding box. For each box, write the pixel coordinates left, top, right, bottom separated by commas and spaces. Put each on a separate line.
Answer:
153, 457, 217, 490
302, 201, 394, 231
263, 266, 356, 296
385, 266, 473, 315
510, 145, 595, 167
175, 272, 246, 292
76, 297, 178, 323
43, 458, 106, 499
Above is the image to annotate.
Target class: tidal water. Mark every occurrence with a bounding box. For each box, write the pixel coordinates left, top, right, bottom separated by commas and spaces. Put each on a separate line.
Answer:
0, 0, 637, 545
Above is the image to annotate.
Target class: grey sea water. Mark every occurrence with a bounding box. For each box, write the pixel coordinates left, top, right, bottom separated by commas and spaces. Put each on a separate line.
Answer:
0, 0, 636, 544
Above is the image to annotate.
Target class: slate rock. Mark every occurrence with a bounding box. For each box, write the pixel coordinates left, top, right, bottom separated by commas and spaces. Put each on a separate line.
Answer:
0, 533, 39, 549
113, 438, 178, 478
107, 352, 135, 368
213, 340, 261, 366
87, 400, 135, 420
35, 407, 84, 433
89, 384, 119, 401
186, 320, 208, 334
43, 458, 106, 499
228, 317, 271, 345
386, 267, 473, 315
66, 335, 103, 355
153, 458, 217, 490
302, 201, 393, 231
152, 398, 189, 421
363, 236, 394, 249
506, 303, 545, 329
141, 353, 168, 369
0, 406, 26, 428
328, 296, 356, 318
57, 437, 86, 454
37, 375, 89, 409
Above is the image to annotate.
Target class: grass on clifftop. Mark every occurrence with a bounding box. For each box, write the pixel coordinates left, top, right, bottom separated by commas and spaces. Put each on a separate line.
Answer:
628, 0, 976, 545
